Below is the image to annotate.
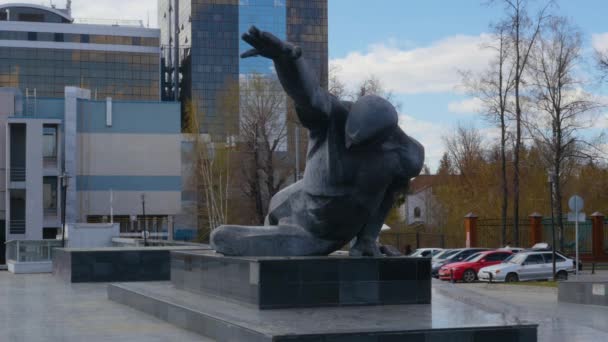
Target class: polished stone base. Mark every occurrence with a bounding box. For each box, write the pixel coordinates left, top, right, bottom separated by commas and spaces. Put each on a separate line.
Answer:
53, 247, 208, 283
558, 275, 608, 306
108, 281, 537, 342
171, 251, 431, 309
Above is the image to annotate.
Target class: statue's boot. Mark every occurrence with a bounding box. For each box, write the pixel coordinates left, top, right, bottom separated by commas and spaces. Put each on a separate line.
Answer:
211, 223, 340, 256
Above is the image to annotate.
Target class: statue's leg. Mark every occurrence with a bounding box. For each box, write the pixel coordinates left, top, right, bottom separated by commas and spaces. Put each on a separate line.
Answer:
211, 222, 340, 256
350, 222, 383, 257
350, 189, 398, 257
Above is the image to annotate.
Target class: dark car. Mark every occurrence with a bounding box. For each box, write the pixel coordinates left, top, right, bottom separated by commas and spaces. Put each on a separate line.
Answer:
431, 248, 489, 278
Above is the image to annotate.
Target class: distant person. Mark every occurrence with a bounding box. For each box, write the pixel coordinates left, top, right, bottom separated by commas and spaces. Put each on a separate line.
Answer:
405, 245, 412, 255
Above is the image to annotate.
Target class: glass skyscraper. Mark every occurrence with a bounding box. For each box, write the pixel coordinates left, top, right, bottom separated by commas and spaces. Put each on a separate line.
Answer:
0, 3, 161, 101
159, 0, 328, 139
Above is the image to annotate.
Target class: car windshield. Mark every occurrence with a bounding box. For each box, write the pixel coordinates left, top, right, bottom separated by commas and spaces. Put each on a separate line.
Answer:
509, 253, 528, 264
431, 249, 442, 256
410, 249, 428, 257
436, 250, 458, 260
502, 254, 515, 263
465, 252, 486, 262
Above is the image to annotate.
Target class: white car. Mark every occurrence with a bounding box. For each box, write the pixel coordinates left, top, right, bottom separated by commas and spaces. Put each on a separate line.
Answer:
477, 251, 574, 282
409, 248, 443, 258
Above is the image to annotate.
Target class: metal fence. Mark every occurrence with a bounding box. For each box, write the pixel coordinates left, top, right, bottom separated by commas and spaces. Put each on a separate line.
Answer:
542, 218, 593, 254
476, 219, 531, 248
380, 232, 448, 253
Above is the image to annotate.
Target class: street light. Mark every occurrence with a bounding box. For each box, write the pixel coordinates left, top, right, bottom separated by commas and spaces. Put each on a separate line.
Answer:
141, 193, 148, 246
547, 170, 557, 281
60, 172, 70, 248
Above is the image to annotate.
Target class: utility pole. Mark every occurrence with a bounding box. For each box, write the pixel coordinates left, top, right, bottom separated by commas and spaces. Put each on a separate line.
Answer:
141, 193, 148, 246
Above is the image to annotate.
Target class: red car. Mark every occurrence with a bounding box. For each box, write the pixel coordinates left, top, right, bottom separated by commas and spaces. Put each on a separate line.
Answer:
438, 250, 513, 283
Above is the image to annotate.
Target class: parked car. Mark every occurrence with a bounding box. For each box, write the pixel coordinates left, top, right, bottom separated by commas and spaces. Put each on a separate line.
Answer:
409, 248, 443, 258
438, 250, 513, 283
497, 247, 524, 254
432, 249, 456, 262
431, 248, 489, 278
530, 243, 583, 271
477, 250, 575, 282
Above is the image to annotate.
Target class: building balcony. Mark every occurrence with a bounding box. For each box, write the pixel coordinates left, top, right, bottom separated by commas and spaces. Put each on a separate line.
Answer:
44, 207, 59, 221
9, 219, 26, 235
9, 167, 26, 183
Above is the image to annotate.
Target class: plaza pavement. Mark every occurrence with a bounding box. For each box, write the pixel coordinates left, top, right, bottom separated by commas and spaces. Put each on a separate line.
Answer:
433, 275, 608, 342
0, 271, 209, 342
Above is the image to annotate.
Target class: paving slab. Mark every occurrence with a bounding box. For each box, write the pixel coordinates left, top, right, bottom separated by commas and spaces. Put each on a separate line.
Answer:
0, 271, 208, 342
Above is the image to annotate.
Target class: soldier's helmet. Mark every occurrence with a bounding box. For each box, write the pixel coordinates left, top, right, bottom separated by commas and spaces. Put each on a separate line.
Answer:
345, 95, 399, 148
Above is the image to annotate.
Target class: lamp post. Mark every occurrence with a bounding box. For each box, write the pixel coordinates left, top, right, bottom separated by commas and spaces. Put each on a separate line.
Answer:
547, 170, 557, 281
60, 172, 70, 248
141, 193, 148, 246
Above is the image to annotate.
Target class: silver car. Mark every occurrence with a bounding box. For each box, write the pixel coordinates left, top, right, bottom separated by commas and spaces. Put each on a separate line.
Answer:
478, 251, 574, 282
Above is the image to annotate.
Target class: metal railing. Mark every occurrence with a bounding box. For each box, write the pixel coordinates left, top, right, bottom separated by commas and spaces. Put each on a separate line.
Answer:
9, 220, 25, 234
9, 167, 25, 182
43, 207, 58, 218
5, 240, 63, 262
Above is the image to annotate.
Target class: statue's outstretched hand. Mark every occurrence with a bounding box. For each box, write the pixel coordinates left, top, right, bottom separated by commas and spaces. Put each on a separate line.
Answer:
241, 26, 301, 60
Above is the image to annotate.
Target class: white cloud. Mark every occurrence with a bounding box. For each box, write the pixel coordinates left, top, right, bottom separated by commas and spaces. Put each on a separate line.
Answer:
592, 32, 608, 52
448, 97, 483, 114
331, 34, 495, 95
398, 114, 448, 172
0, 0, 158, 27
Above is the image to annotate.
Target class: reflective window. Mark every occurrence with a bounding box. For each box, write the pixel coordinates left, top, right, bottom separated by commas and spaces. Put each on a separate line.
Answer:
0, 47, 160, 100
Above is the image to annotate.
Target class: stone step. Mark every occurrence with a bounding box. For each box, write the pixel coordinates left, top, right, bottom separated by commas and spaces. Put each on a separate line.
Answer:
108, 281, 538, 342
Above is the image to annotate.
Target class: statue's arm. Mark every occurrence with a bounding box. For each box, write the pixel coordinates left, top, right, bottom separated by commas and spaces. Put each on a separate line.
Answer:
241, 26, 346, 126
272, 56, 339, 123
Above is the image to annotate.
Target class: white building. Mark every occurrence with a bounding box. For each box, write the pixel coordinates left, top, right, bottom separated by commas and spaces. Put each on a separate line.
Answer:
0, 87, 182, 261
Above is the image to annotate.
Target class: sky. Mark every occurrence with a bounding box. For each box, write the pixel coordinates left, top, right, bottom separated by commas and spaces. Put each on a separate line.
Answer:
3, 0, 608, 170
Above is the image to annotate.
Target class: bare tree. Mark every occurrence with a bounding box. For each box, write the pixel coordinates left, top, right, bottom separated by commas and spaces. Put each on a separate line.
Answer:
239, 74, 291, 224
183, 100, 231, 241
436, 152, 455, 176
328, 62, 348, 100
462, 21, 515, 245
494, 0, 551, 245
526, 17, 602, 249
443, 125, 485, 177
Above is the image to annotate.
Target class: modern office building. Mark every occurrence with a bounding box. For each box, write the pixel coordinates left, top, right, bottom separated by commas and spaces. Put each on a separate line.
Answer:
0, 3, 161, 100
0, 87, 182, 259
158, 0, 328, 139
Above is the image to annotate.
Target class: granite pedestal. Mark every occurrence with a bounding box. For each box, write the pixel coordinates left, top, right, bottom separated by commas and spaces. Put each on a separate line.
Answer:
171, 251, 431, 309
558, 275, 608, 306
109, 251, 537, 341
53, 246, 208, 283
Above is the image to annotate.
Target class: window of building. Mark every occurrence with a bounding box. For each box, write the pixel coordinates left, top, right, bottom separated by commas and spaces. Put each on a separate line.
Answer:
27, 32, 37, 41
42, 125, 57, 158
43, 177, 58, 212
54, 33, 64, 42
0, 11, 7, 21
18, 13, 44, 22
81, 34, 90, 43
414, 207, 421, 218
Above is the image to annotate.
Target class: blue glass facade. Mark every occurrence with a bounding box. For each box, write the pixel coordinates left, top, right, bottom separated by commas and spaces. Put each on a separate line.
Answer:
159, 0, 327, 140
238, 0, 286, 75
